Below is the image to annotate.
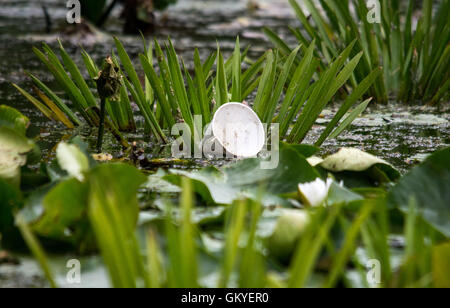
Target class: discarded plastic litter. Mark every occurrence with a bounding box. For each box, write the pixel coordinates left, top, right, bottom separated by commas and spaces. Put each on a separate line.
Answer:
211, 102, 265, 158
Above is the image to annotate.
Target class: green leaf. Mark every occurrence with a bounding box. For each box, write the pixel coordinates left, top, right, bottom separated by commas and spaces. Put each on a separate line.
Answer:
388, 147, 450, 237
165, 143, 319, 205
316, 67, 382, 145
328, 98, 372, 139
88, 163, 147, 288
115, 37, 166, 141
320, 148, 400, 182
58, 41, 97, 109
12, 83, 55, 121
263, 45, 301, 123
213, 47, 229, 111
230, 37, 242, 102
194, 48, 211, 122
31, 178, 88, 241
0, 126, 34, 186
432, 243, 450, 287
27, 73, 81, 126
139, 54, 176, 127
0, 105, 30, 136
253, 50, 275, 118
165, 39, 193, 129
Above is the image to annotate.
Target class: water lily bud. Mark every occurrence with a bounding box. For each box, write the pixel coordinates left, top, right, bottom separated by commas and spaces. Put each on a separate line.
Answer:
267, 209, 310, 263
95, 57, 122, 101
298, 178, 333, 207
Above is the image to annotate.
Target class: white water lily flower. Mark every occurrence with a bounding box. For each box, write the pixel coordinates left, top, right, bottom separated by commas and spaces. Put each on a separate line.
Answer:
298, 178, 333, 207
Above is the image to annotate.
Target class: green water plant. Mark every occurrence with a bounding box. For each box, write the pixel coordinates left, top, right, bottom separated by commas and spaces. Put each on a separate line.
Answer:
94, 57, 123, 153
14, 36, 378, 149
1, 128, 449, 288
265, 0, 450, 105
18, 149, 450, 287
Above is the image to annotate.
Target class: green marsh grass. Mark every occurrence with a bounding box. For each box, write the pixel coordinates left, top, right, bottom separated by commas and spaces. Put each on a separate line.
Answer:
21, 176, 445, 288
265, 0, 450, 105
14, 36, 378, 147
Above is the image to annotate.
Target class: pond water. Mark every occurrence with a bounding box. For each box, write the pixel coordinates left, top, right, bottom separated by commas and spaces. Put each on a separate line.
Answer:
0, 0, 449, 175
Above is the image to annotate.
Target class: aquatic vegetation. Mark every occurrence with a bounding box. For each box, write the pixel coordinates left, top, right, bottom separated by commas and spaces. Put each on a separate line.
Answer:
265, 0, 450, 105
1, 133, 448, 288
94, 56, 123, 152
0, 106, 39, 187
1, 0, 449, 290
298, 178, 334, 207
14, 36, 378, 148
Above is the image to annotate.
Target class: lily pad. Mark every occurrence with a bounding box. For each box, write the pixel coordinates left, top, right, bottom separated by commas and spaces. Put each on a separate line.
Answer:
320, 148, 400, 187
0, 105, 30, 136
307, 156, 324, 167
145, 170, 182, 194
31, 178, 89, 242
326, 182, 364, 205
165, 144, 319, 206
88, 163, 147, 229
0, 127, 34, 186
267, 209, 310, 262
388, 147, 450, 237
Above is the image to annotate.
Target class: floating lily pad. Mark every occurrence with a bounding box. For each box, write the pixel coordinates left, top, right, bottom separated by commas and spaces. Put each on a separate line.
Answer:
388, 147, 450, 237
88, 163, 147, 229
326, 182, 364, 205
145, 170, 182, 194
307, 156, 324, 167
31, 178, 88, 242
165, 144, 319, 206
267, 209, 310, 262
0, 105, 30, 136
320, 148, 400, 187
0, 127, 34, 186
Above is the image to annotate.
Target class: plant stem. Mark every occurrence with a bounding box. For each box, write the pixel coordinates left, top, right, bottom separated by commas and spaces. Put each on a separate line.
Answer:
97, 98, 106, 153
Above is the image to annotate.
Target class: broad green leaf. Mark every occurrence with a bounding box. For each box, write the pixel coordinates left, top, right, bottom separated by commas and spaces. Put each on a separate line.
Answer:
0, 127, 34, 186
32, 178, 88, 241
320, 148, 400, 181
432, 243, 450, 287
165, 143, 319, 205
0, 105, 30, 136
88, 163, 147, 287
388, 147, 450, 237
